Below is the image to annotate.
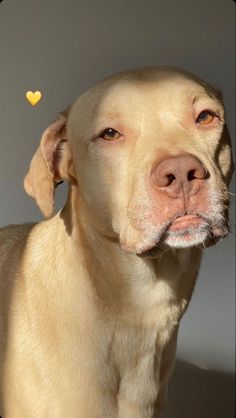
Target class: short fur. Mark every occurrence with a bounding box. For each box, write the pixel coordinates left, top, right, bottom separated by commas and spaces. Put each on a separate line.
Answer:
0, 67, 234, 418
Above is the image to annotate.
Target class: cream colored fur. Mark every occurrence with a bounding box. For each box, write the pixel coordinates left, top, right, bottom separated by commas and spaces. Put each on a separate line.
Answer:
0, 67, 234, 418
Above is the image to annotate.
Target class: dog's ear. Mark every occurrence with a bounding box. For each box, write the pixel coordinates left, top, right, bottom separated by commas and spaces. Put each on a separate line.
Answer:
24, 110, 76, 218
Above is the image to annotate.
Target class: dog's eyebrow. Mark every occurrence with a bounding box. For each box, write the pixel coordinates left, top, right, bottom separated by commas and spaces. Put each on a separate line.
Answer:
192, 94, 222, 106
192, 95, 209, 105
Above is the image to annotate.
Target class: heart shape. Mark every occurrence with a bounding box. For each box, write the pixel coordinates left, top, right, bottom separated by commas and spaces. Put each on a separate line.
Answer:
26, 91, 42, 106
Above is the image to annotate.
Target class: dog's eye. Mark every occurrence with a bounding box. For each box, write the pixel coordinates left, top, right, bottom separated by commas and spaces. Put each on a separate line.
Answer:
100, 128, 121, 141
196, 110, 215, 125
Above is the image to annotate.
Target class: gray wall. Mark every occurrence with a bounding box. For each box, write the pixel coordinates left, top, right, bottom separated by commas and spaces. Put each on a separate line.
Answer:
0, 0, 235, 379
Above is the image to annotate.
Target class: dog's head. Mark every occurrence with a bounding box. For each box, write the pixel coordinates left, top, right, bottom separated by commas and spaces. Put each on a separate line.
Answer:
24, 67, 234, 255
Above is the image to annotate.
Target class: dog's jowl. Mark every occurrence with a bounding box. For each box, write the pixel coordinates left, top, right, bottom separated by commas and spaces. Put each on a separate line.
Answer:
0, 67, 234, 418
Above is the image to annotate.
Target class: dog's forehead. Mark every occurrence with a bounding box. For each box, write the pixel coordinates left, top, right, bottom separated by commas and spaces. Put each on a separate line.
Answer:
91, 79, 209, 112
85, 67, 218, 102
68, 67, 222, 140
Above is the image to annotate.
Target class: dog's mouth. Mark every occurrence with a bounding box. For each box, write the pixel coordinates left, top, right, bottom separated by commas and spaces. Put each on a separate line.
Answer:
167, 214, 204, 231
137, 213, 229, 258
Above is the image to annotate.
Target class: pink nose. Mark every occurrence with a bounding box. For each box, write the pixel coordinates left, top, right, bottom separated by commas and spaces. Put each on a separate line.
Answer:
151, 155, 209, 198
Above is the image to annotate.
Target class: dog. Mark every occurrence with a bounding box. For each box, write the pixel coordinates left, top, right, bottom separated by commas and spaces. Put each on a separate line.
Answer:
0, 67, 234, 418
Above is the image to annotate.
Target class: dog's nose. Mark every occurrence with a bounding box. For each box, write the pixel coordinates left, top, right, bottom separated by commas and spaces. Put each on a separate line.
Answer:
151, 155, 209, 198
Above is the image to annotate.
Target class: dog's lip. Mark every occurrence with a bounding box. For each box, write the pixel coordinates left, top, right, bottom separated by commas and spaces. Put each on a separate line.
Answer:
167, 214, 204, 232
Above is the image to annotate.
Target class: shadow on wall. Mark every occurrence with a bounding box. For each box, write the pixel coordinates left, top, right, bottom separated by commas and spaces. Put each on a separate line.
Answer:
161, 360, 235, 418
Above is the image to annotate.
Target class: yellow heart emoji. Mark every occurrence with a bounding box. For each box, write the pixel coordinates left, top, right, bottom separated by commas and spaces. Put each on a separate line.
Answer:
26, 91, 42, 106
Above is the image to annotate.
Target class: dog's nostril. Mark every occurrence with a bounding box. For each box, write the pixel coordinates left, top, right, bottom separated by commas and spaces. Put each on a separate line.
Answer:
187, 169, 196, 181
166, 174, 176, 185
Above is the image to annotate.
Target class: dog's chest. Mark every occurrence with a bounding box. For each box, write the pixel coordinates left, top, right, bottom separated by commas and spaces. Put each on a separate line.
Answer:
110, 279, 181, 408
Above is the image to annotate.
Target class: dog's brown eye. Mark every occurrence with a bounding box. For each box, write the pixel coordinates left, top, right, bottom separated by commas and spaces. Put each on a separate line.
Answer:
101, 128, 120, 141
196, 110, 215, 125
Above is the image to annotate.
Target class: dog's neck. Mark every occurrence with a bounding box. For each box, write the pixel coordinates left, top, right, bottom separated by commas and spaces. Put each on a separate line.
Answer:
58, 185, 201, 317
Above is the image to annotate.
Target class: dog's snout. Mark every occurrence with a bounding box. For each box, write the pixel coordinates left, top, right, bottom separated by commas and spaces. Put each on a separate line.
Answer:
151, 155, 209, 198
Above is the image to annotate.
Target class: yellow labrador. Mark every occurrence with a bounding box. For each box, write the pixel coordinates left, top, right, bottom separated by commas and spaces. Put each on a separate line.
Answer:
0, 67, 234, 418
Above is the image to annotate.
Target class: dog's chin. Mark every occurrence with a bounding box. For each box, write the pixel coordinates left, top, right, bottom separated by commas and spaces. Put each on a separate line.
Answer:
164, 223, 210, 248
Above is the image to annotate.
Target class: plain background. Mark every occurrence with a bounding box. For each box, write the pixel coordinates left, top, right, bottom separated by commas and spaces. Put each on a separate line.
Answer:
0, 1, 235, 416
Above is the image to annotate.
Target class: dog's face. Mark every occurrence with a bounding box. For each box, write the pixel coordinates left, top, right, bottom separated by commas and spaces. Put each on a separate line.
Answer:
24, 67, 234, 255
